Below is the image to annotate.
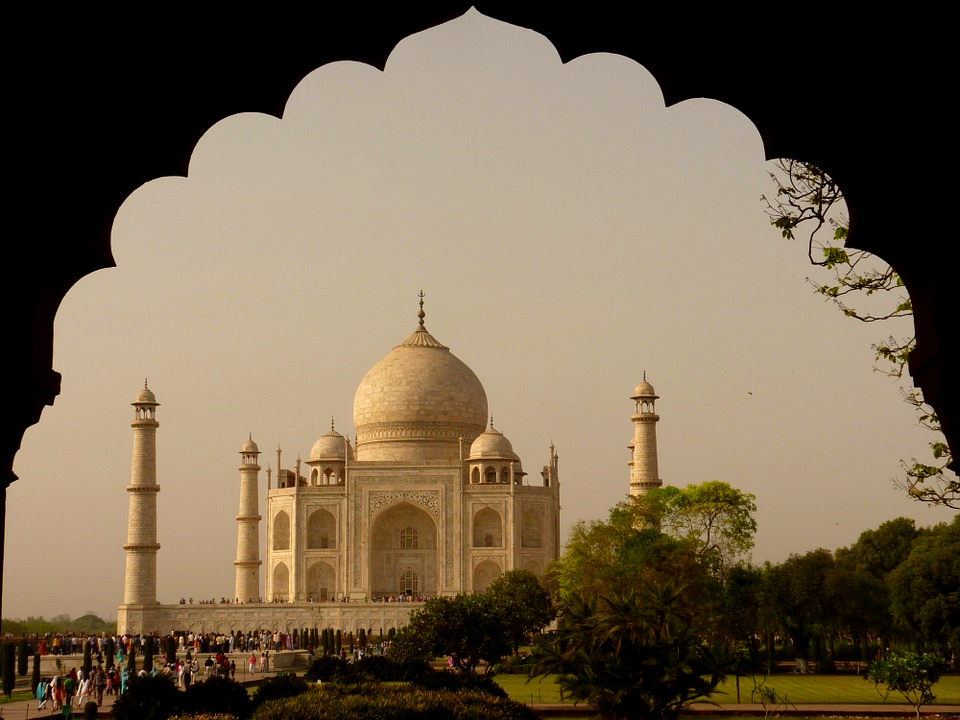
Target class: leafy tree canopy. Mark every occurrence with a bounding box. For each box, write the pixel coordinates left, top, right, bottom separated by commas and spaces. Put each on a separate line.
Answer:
649, 481, 757, 576
486, 569, 556, 656
390, 593, 511, 674
888, 516, 960, 652
866, 650, 947, 720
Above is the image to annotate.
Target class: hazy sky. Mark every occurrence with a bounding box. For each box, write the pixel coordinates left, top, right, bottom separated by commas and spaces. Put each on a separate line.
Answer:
6, 10, 953, 620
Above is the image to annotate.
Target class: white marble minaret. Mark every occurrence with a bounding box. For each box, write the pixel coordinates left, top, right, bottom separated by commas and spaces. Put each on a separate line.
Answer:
234, 435, 262, 602
628, 375, 662, 496
123, 381, 161, 605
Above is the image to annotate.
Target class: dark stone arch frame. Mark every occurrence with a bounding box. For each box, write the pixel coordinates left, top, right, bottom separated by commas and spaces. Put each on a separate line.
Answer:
5, 5, 956, 618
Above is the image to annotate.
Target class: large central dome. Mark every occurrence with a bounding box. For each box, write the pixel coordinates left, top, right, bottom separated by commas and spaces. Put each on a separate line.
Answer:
353, 312, 488, 463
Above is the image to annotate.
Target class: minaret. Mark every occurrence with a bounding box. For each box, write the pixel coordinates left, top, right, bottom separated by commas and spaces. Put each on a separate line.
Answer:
628, 374, 662, 495
123, 380, 161, 605
234, 435, 262, 603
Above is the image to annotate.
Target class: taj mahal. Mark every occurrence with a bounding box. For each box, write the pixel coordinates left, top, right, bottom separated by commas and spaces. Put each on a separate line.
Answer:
117, 299, 661, 635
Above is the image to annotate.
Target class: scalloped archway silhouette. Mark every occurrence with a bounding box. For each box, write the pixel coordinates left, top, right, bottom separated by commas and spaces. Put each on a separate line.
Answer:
6, 6, 956, 620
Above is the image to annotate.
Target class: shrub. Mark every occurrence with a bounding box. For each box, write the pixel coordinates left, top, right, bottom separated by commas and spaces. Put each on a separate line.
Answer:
17, 638, 28, 676
251, 673, 309, 710
250, 684, 534, 720
305, 655, 354, 682
183, 676, 252, 720
111, 672, 182, 720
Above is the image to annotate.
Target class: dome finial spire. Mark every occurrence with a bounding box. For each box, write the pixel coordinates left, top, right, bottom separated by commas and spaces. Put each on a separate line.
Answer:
331, 416, 335, 432
417, 289, 426, 329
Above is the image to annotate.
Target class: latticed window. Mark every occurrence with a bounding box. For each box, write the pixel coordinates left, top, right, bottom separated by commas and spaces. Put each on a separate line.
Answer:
400, 526, 418, 549
399, 569, 419, 595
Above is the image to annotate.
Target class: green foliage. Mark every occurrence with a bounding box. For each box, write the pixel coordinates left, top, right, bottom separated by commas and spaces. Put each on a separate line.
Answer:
183, 676, 251, 720
649, 481, 758, 577
553, 497, 725, 632
251, 673, 309, 710
391, 594, 511, 674
249, 684, 534, 720
1, 613, 115, 637
763, 549, 834, 670
866, 651, 947, 719
487, 569, 556, 656
532, 588, 725, 720
111, 672, 182, 720
888, 516, 960, 653
306, 655, 355, 682
764, 159, 955, 508
536, 494, 741, 720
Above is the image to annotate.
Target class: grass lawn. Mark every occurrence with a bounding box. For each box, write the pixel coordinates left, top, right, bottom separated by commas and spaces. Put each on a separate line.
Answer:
495, 673, 960, 706
0, 689, 33, 704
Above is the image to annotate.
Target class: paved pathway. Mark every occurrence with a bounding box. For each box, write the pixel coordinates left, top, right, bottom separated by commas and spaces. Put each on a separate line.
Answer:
0, 693, 115, 719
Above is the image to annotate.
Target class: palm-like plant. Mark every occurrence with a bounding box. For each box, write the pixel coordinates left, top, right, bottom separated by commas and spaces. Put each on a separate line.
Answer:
532, 585, 724, 720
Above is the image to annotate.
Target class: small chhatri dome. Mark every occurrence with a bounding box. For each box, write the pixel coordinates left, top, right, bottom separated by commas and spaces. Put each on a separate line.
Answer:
133, 379, 158, 405
469, 418, 519, 460
240, 434, 259, 454
632, 372, 657, 400
309, 419, 353, 462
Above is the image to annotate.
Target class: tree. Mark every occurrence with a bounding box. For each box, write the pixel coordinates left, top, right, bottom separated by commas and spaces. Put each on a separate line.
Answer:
535, 498, 733, 720
888, 516, 960, 660
17, 638, 27, 676
1, 643, 13, 697
553, 487, 749, 605
866, 651, 947, 720
390, 594, 511, 674
31, 653, 40, 695
764, 159, 956, 507
764, 549, 835, 673
487, 569, 556, 657
838, 517, 921, 580
532, 587, 725, 720
648, 481, 757, 577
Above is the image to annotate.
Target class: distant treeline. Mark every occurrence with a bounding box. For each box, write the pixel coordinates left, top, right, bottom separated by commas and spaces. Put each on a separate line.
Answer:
1, 613, 115, 636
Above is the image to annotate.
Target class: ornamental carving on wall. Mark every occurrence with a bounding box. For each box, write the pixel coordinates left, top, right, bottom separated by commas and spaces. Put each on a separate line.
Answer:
471, 555, 504, 568
369, 490, 441, 519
